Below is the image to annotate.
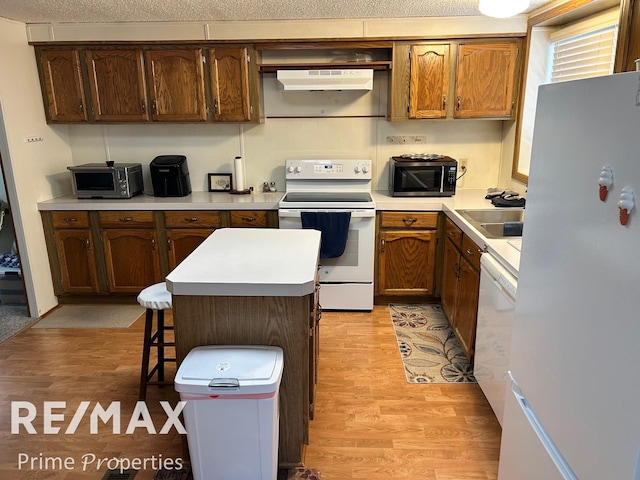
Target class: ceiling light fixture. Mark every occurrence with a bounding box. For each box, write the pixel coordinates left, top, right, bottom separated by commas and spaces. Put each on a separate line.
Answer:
479, 0, 530, 18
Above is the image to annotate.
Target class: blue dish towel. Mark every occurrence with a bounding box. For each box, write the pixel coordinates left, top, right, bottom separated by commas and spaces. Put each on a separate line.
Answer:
301, 211, 351, 258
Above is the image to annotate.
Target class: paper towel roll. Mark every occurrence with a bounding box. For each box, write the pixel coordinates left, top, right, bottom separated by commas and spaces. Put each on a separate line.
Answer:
233, 156, 245, 191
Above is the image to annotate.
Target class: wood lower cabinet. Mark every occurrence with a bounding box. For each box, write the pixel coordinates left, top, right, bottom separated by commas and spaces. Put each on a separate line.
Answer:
377, 211, 438, 296
99, 211, 162, 293
46, 211, 99, 294
441, 217, 482, 362
164, 211, 221, 270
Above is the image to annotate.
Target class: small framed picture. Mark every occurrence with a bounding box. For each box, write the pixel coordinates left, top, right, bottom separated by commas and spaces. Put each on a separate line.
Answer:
208, 173, 232, 192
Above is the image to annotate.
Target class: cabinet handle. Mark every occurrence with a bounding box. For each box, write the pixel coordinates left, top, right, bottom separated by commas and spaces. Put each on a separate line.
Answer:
63, 217, 78, 223
213, 98, 220, 115
381, 238, 385, 252
85, 238, 90, 250
151, 238, 156, 250
152, 99, 158, 115
167, 238, 172, 250
403, 217, 417, 225
186, 217, 199, 222
466, 248, 475, 256
79, 102, 84, 115
456, 96, 461, 111
141, 99, 146, 114
448, 230, 456, 237
442, 94, 447, 110
119, 217, 133, 222
242, 216, 257, 222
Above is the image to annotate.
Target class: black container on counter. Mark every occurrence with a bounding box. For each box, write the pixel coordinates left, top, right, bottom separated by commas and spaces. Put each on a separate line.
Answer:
150, 155, 191, 197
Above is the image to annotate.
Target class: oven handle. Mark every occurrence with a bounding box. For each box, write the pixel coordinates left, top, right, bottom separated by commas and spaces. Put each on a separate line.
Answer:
278, 209, 375, 218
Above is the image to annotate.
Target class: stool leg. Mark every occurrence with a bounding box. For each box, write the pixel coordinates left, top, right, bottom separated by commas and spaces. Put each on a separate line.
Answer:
157, 309, 165, 384
139, 308, 154, 401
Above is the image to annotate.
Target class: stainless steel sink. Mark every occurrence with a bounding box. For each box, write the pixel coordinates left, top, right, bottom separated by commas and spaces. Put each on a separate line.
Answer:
456, 209, 525, 239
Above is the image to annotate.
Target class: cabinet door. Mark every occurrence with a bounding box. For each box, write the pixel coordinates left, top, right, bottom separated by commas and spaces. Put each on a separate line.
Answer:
454, 256, 480, 362
166, 229, 215, 270
378, 230, 437, 295
102, 229, 162, 293
454, 42, 518, 118
209, 47, 251, 122
409, 44, 450, 119
54, 229, 99, 294
38, 49, 88, 122
146, 48, 207, 122
441, 238, 459, 323
86, 49, 149, 122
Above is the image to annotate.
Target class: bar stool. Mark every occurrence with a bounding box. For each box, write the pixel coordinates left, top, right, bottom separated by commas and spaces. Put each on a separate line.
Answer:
137, 282, 175, 400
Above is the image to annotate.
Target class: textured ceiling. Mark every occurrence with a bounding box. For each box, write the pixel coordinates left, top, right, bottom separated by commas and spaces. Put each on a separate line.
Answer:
0, 0, 555, 24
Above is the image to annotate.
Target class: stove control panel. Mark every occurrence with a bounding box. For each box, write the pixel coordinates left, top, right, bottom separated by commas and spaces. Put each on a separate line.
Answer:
285, 159, 372, 180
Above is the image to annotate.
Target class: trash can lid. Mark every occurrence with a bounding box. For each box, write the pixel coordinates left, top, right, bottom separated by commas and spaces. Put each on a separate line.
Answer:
174, 345, 284, 395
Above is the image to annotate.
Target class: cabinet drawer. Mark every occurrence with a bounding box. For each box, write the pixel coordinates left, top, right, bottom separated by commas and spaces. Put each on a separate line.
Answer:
99, 211, 155, 228
444, 217, 462, 248
230, 210, 268, 227
52, 211, 90, 228
380, 211, 438, 229
164, 211, 222, 228
461, 235, 482, 271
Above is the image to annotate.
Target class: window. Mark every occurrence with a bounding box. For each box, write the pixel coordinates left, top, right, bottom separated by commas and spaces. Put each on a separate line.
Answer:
548, 9, 619, 83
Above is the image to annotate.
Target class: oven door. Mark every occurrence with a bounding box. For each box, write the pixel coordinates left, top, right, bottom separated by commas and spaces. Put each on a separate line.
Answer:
278, 209, 375, 283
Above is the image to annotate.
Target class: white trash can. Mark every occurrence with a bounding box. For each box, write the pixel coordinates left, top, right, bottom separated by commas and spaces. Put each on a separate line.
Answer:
174, 345, 284, 480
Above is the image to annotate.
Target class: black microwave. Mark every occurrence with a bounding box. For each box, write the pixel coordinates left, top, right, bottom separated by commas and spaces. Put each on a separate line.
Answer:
389, 155, 458, 197
67, 162, 144, 199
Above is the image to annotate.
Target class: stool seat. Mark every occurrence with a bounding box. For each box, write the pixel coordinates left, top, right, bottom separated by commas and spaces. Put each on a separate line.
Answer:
138, 282, 174, 401
137, 282, 172, 310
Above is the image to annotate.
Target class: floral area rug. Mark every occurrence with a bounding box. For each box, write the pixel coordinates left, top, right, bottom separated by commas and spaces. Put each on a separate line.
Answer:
389, 304, 476, 384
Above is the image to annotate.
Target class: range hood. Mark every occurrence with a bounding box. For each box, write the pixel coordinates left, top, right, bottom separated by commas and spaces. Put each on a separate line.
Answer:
276, 69, 374, 91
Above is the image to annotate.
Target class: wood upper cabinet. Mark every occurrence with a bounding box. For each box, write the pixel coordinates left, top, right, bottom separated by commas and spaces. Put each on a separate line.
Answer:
86, 48, 149, 122
409, 44, 450, 119
145, 48, 207, 122
454, 41, 519, 118
377, 212, 438, 296
99, 211, 162, 293
390, 39, 521, 120
37, 49, 88, 122
209, 47, 252, 122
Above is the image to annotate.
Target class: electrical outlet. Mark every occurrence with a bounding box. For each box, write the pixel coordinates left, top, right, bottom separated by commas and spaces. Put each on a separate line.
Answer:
386, 135, 427, 144
24, 136, 43, 143
459, 158, 468, 170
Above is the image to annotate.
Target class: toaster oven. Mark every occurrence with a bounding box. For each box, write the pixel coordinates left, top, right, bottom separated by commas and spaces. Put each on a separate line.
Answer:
67, 162, 144, 199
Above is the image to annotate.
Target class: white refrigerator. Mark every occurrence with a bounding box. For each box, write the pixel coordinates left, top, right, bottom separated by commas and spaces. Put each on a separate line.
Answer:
498, 71, 640, 479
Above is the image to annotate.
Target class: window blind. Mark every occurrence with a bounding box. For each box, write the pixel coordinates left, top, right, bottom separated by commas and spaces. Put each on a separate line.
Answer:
549, 8, 618, 83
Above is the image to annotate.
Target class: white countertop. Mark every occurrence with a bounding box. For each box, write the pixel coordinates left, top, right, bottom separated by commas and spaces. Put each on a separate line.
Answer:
39, 188, 521, 277
165, 228, 321, 297
37, 191, 285, 211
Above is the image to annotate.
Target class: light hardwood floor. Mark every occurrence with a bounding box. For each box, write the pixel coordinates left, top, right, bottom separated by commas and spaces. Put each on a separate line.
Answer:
0, 305, 501, 479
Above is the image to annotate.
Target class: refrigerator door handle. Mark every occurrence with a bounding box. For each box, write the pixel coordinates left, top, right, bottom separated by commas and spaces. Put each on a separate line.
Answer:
508, 372, 579, 480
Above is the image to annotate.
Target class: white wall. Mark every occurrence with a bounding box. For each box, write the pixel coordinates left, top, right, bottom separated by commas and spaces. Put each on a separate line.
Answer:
68, 71, 505, 194
0, 17, 73, 317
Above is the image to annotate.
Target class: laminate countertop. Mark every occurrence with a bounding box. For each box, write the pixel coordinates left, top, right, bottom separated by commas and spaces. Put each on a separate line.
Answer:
165, 228, 321, 297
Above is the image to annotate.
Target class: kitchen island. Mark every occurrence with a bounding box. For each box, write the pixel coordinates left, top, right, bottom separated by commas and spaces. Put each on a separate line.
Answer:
166, 228, 321, 467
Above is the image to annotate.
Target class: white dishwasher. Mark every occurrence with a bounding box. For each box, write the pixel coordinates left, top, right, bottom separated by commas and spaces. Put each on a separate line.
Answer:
475, 253, 517, 426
